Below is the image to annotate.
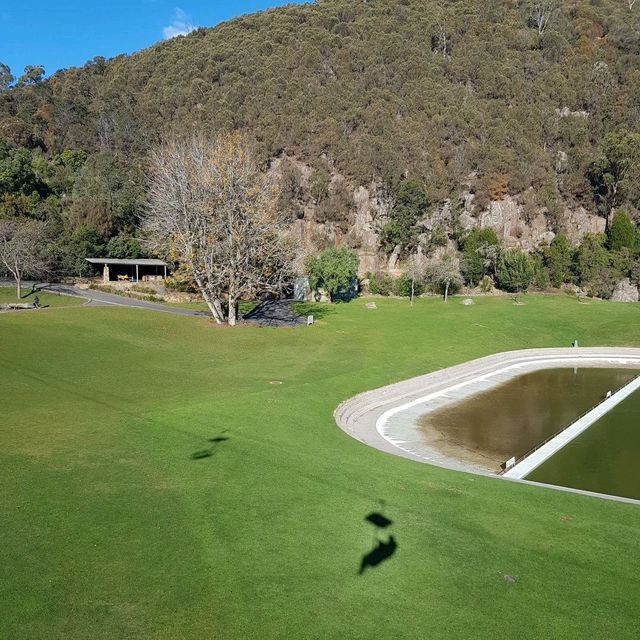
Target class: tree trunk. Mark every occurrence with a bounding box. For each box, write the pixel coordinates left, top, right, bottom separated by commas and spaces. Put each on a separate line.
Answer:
202, 291, 225, 324
444, 281, 450, 303
606, 207, 614, 232
212, 299, 225, 323
194, 274, 225, 324
228, 297, 238, 326
16, 276, 21, 300
410, 278, 415, 306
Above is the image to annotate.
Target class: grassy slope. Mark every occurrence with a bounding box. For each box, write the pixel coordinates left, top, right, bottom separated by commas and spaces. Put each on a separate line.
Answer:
0, 286, 81, 307
1, 295, 639, 639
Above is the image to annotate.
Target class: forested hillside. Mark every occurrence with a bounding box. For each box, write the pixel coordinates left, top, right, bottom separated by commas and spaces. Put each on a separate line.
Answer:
1, 0, 640, 282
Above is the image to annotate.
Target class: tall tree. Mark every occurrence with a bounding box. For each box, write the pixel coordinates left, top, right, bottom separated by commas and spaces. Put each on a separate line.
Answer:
144, 132, 297, 326
379, 178, 429, 256
588, 131, 640, 229
528, 1, 560, 35
16, 65, 45, 87
0, 63, 13, 91
543, 234, 572, 287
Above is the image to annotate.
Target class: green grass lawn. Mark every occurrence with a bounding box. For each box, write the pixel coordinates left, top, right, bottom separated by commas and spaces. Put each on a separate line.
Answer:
1, 295, 640, 639
164, 299, 259, 315
0, 286, 82, 308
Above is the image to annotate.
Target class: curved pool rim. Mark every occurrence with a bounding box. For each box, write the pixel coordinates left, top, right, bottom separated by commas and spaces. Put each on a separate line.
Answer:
334, 347, 640, 505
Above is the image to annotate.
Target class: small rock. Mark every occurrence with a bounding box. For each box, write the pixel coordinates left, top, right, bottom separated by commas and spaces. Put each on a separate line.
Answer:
611, 278, 639, 303
461, 298, 474, 306
504, 575, 518, 584
365, 302, 377, 310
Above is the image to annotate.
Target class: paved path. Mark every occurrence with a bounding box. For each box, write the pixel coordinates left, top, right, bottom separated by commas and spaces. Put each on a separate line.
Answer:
39, 284, 206, 317
334, 347, 640, 504
23, 283, 306, 324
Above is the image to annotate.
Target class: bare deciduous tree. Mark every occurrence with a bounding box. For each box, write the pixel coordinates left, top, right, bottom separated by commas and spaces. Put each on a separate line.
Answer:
432, 23, 450, 58
628, 0, 636, 10
431, 252, 462, 303
144, 132, 298, 326
405, 254, 425, 306
0, 220, 49, 299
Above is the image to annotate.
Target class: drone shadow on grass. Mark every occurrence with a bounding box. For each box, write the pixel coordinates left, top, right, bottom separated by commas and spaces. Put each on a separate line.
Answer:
359, 504, 398, 575
190, 434, 229, 460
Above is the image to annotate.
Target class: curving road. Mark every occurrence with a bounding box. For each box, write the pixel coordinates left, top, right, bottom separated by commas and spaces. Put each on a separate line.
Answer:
39, 283, 206, 316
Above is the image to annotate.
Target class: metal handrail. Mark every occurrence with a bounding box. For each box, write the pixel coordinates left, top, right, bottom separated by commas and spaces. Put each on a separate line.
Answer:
498, 374, 640, 475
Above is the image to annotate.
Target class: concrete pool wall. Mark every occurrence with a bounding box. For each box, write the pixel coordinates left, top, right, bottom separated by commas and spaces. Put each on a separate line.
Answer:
334, 347, 640, 504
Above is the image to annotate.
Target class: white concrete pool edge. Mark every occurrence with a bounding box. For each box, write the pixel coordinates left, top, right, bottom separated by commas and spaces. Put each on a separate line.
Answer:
503, 375, 640, 479
334, 347, 640, 505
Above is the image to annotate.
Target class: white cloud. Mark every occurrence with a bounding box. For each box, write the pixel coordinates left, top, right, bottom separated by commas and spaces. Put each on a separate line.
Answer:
163, 8, 196, 39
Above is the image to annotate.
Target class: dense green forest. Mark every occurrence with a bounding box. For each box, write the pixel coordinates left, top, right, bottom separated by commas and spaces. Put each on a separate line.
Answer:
1, 0, 640, 285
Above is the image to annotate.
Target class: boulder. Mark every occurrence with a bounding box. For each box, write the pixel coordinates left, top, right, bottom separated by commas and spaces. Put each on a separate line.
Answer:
611, 278, 639, 303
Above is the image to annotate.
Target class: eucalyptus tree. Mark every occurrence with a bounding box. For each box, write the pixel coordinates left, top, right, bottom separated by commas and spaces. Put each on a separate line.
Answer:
0, 63, 13, 91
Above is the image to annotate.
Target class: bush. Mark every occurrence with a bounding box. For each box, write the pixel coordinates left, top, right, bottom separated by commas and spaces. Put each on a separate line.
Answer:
496, 248, 534, 292
367, 272, 393, 296
608, 211, 636, 251
164, 274, 198, 293
306, 247, 359, 301
530, 253, 551, 289
573, 233, 610, 289
461, 228, 501, 286
544, 234, 572, 287
393, 273, 425, 298
480, 275, 493, 293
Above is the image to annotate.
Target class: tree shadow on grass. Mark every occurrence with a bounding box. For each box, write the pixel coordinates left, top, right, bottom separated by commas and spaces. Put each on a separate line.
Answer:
359, 502, 398, 575
290, 302, 337, 320
190, 433, 229, 460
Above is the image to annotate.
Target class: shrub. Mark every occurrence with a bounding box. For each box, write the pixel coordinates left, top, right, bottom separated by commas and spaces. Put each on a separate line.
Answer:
544, 234, 572, 287
573, 233, 610, 289
608, 211, 636, 251
165, 274, 198, 293
131, 284, 156, 294
480, 275, 493, 293
306, 247, 359, 302
393, 273, 424, 298
367, 272, 393, 296
496, 248, 534, 292
461, 228, 501, 286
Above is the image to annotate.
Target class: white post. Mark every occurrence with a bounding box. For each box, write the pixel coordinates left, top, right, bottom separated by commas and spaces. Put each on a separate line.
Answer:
136, 264, 139, 282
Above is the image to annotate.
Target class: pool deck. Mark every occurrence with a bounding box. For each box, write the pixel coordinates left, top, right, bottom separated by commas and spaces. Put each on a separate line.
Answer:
334, 347, 640, 503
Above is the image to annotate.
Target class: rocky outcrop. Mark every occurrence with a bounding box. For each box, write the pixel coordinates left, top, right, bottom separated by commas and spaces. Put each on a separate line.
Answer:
274, 155, 609, 275
611, 279, 639, 303
457, 195, 604, 251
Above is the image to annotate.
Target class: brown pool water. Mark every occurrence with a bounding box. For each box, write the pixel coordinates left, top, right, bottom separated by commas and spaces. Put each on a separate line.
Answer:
418, 368, 636, 472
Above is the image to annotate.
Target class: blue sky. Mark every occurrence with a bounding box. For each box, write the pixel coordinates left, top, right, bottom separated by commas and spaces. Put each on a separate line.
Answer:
0, 1, 309, 78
